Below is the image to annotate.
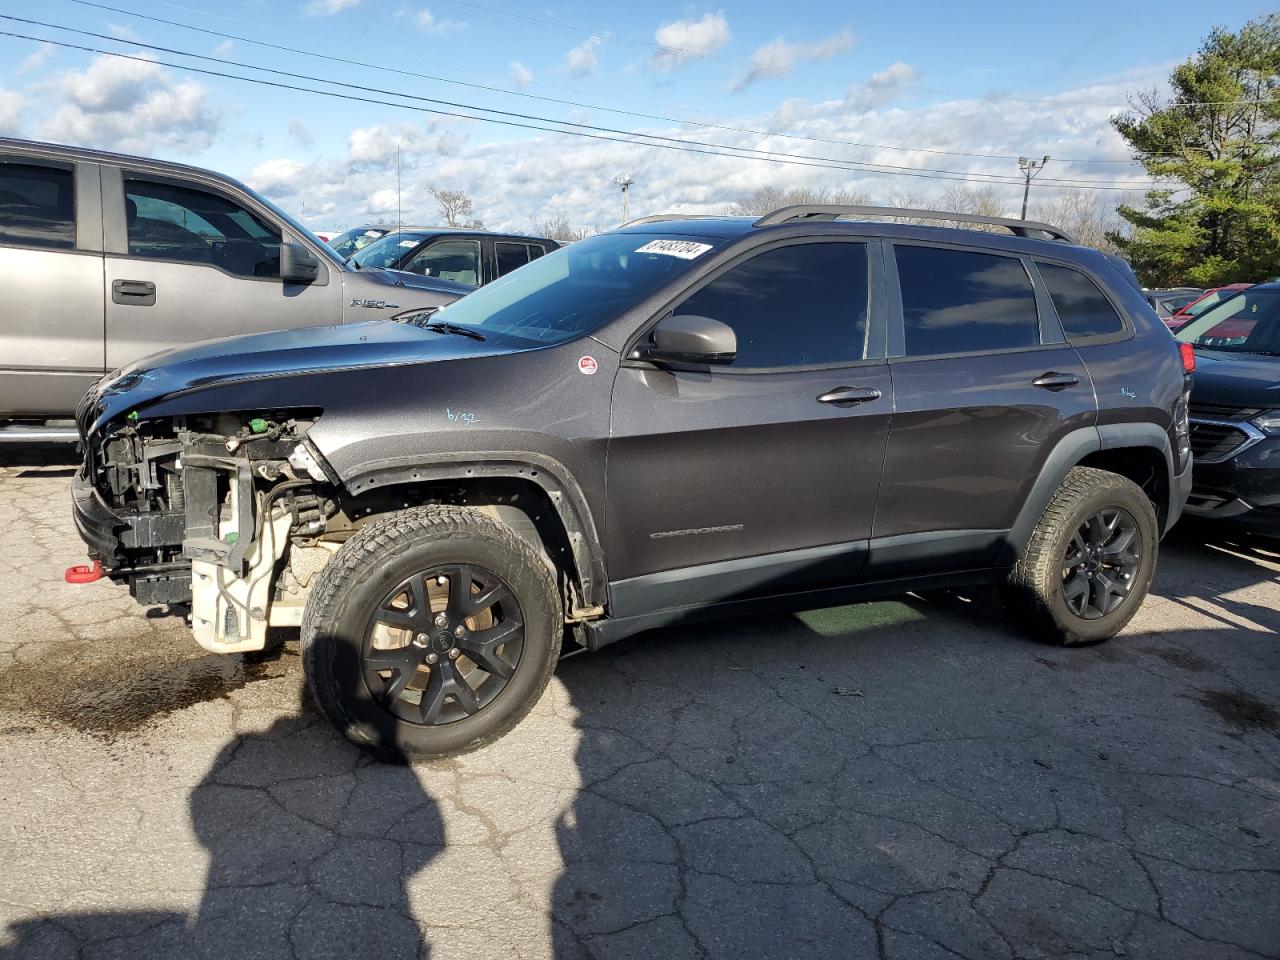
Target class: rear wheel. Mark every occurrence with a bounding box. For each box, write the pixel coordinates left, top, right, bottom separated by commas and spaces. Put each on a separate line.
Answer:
1006, 466, 1158, 645
301, 505, 561, 759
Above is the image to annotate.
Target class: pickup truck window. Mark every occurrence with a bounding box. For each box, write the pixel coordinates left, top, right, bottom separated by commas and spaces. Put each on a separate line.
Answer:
0, 161, 75, 251
404, 238, 481, 285
124, 178, 283, 279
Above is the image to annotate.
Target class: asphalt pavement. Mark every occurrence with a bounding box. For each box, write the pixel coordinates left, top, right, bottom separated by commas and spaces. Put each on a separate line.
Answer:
1, 445, 1277, 960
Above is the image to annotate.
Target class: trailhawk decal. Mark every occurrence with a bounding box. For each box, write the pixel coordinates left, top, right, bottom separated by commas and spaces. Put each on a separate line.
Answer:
650, 523, 744, 540
635, 239, 713, 260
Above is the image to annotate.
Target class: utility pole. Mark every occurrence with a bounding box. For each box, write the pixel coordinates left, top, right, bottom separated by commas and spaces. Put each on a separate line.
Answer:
1018, 155, 1050, 220
396, 144, 402, 234
613, 174, 635, 223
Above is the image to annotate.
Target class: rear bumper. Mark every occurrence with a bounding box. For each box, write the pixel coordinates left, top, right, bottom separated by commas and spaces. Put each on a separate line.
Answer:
1167, 458, 1193, 533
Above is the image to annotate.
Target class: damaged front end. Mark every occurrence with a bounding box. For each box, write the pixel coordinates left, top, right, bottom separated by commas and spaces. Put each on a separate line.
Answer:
74, 409, 335, 653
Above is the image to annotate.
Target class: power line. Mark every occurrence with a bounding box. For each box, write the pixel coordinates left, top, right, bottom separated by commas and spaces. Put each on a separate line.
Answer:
60, 0, 1162, 167
5, 17, 1162, 191
0, 27, 1160, 192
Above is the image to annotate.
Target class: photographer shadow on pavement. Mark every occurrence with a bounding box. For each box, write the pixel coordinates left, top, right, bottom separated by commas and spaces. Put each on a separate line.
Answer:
0, 705, 442, 960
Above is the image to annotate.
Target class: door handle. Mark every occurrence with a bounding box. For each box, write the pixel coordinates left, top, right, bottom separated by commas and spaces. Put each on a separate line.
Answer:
1032, 372, 1080, 391
817, 386, 882, 406
112, 279, 156, 306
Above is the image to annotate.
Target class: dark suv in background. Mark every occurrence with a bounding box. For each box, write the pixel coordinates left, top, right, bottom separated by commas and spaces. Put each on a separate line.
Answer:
71, 204, 1192, 759
1176, 282, 1280, 536
347, 227, 558, 287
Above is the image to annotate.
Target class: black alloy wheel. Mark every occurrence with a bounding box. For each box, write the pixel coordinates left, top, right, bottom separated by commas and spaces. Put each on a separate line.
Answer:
362, 563, 525, 725
1061, 507, 1142, 620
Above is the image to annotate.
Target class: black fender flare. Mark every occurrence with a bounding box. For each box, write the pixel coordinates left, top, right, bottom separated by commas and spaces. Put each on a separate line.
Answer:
1005, 423, 1175, 562
337, 452, 607, 608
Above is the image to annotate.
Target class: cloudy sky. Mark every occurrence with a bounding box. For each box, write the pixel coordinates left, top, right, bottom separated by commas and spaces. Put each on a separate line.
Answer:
0, 0, 1269, 232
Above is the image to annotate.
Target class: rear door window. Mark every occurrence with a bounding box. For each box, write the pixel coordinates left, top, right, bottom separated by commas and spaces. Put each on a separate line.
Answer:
1036, 261, 1126, 340
895, 245, 1040, 357
495, 241, 531, 277
0, 161, 75, 250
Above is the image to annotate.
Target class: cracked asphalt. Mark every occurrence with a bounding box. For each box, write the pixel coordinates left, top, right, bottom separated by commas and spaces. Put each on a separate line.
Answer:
1, 445, 1278, 960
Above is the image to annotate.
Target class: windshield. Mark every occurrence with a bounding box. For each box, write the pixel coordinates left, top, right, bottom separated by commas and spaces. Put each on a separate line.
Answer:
1184, 287, 1244, 317
428, 232, 720, 346
350, 231, 427, 269
1175, 288, 1280, 354
329, 226, 388, 259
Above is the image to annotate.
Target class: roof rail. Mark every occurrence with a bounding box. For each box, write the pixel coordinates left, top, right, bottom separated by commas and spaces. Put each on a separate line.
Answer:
753, 204, 1075, 243
622, 214, 728, 227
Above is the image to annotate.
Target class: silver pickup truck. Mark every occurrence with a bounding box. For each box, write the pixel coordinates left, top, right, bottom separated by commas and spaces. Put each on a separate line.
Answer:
0, 138, 473, 440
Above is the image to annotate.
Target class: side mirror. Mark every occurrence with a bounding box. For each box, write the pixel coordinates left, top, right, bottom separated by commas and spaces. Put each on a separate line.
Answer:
633, 314, 736, 366
281, 241, 319, 283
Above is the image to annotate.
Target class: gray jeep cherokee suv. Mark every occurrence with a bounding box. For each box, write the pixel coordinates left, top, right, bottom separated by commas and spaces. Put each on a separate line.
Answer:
71, 204, 1194, 759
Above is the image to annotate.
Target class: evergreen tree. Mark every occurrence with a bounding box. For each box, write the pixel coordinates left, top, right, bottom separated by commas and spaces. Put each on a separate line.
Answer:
1111, 15, 1279, 286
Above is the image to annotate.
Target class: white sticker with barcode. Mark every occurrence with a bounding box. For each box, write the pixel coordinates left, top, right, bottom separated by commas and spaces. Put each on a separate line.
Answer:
635, 239, 713, 259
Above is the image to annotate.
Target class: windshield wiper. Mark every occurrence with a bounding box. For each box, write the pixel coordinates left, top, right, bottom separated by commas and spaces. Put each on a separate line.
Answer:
420, 320, 486, 342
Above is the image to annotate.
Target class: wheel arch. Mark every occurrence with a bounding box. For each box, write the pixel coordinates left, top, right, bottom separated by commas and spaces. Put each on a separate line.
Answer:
335, 453, 607, 610
1006, 424, 1175, 562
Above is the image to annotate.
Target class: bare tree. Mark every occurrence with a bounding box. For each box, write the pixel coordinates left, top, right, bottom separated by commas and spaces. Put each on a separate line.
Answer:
535, 212, 595, 243
727, 185, 872, 216
1030, 191, 1134, 252
429, 186, 484, 228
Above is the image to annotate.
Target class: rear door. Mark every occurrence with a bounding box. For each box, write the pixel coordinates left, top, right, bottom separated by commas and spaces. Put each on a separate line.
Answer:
870, 242, 1095, 573
102, 167, 339, 368
605, 239, 893, 614
0, 155, 104, 416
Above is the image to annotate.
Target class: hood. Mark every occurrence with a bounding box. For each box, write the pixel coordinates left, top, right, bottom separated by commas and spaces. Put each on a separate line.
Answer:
1191, 348, 1280, 410
85, 320, 505, 433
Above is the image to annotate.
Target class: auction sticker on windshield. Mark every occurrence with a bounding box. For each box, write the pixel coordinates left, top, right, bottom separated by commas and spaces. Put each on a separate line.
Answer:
635, 239, 713, 259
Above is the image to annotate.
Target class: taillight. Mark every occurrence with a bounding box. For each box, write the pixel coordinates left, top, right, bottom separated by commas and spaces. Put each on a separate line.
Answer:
1179, 342, 1195, 373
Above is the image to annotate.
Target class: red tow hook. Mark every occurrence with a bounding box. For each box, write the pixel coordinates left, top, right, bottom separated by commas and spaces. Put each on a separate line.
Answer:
64, 560, 104, 584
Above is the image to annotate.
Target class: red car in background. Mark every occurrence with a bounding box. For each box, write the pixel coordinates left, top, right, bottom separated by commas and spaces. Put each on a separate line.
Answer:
1166, 283, 1253, 331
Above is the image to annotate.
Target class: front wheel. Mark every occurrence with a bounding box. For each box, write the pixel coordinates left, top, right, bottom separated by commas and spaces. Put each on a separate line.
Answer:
301, 505, 562, 760
1005, 466, 1158, 646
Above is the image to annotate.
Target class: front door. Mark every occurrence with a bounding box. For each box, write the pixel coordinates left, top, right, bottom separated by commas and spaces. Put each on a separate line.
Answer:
605, 239, 893, 616
103, 169, 339, 370
870, 242, 1096, 573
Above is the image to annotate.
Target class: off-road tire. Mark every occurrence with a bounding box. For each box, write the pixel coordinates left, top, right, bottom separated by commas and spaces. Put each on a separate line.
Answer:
1005, 466, 1158, 646
301, 505, 561, 760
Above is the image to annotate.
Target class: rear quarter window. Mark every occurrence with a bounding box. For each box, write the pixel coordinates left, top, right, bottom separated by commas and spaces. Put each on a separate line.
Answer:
1036, 261, 1126, 340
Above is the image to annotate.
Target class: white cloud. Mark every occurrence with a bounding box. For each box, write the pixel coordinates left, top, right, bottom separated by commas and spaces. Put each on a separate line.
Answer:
237, 66, 1163, 237
16, 42, 55, 76
288, 118, 315, 148
845, 61, 918, 112
306, 0, 362, 14
732, 29, 854, 91
564, 37, 601, 77
40, 55, 221, 155
0, 90, 24, 134
415, 9, 467, 35
509, 61, 533, 89
650, 12, 731, 72
107, 23, 140, 41
213, 39, 234, 57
